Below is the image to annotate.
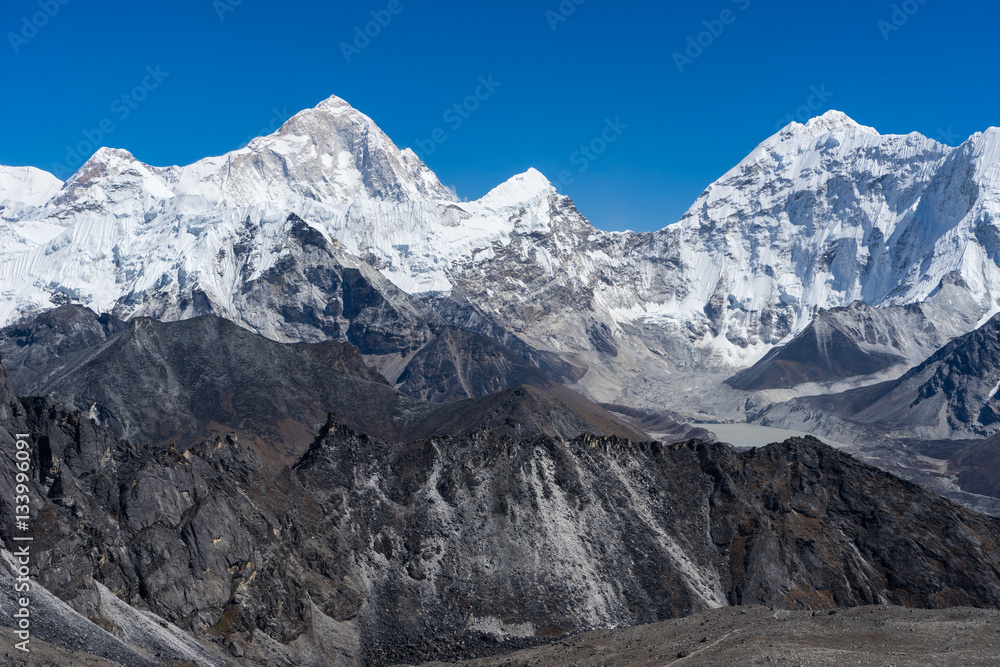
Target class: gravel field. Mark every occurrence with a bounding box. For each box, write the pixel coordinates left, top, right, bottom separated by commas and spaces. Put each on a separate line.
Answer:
415, 605, 1000, 667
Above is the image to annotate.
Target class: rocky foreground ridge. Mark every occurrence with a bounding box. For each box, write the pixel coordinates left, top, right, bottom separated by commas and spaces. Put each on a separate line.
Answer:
3, 352, 1000, 665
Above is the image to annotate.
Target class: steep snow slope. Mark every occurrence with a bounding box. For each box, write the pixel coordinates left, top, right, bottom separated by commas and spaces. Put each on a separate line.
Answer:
1, 99, 999, 412
652, 115, 998, 347
0, 98, 563, 320
0, 164, 62, 208
0, 165, 66, 259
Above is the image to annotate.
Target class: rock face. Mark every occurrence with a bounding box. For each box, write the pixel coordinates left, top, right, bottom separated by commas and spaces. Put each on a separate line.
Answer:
226, 213, 440, 354
774, 313, 1000, 440
258, 431, 1000, 662
726, 281, 983, 391
5, 354, 1000, 666
17, 313, 407, 466
11, 314, 644, 467
950, 433, 1000, 498
0, 303, 127, 390
394, 326, 551, 402
0, 354, 22, 447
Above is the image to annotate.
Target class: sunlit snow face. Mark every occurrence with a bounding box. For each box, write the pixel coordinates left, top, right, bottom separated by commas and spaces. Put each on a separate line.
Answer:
0, 102, 999, 382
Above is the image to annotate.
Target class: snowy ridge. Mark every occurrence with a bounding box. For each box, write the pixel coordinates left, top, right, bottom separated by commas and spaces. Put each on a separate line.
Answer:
0, 165, 63, 209
1, 100, 999, 409
647, 113, 1000, 351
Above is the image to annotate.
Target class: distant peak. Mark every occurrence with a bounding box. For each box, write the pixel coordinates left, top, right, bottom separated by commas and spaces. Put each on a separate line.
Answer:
808, 110, 863, 129
58, 146, 174, 202
313, 94, 356, 114
280, 94, 374, 133
779, 110, 879, 139
184, 92, 452, 203
64, 148, 141, 184
481, 168, 556, 206
67, 147, 158, 182
515, 168, 554, 190
90, 147, 140, 163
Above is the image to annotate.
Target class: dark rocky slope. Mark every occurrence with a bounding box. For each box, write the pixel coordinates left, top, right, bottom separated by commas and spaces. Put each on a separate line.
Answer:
18, 314, 408, 466
0, 304, 127, 391
768, 313, 1000, 440
5, 349, 1000, 664
726, 308, 905, 390
216, 213, 588, 404
416, 291, 587, 388
394, 325, 551, 402
726, 282, 983, 392
950, 433, 1000, 499
12, 315, 644, 466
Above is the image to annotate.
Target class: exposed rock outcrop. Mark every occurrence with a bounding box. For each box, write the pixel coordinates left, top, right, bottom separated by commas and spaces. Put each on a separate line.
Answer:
4, 362, 1000, 665
10, 315, 643, 467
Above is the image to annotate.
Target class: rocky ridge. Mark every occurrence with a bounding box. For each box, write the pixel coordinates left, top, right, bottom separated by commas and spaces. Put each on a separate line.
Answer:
5, 347, 1000, 663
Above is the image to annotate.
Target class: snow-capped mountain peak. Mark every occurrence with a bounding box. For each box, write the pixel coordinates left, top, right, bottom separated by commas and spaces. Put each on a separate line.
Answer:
0, 165, 62, 209
50, 147, 174, 217
766, 110, 881, 154
160, 93, 452, 208
2, 98, 1000, 413
800, 109, 875, 135
481, 168, 556, 209
312, 92, 369, 116
62, 147, 159, 187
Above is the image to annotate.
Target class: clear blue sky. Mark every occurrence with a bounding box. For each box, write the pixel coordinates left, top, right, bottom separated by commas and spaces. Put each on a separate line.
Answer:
1, 0, 997, 231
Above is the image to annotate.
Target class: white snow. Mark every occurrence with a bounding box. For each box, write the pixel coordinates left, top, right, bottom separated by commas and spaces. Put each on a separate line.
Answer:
0, 101, 998, 377
0, 165, 62, 208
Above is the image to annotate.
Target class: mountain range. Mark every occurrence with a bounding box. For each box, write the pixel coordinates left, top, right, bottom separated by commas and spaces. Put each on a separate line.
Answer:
4, 94, 1000, 665
2, 99, 999, 413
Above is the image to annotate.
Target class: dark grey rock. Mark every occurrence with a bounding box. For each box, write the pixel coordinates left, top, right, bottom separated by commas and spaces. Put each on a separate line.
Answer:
790, 313, 1000, 439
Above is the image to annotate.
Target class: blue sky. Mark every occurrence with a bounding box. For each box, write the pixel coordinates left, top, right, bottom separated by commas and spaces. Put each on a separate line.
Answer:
1, 0, 997, 232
